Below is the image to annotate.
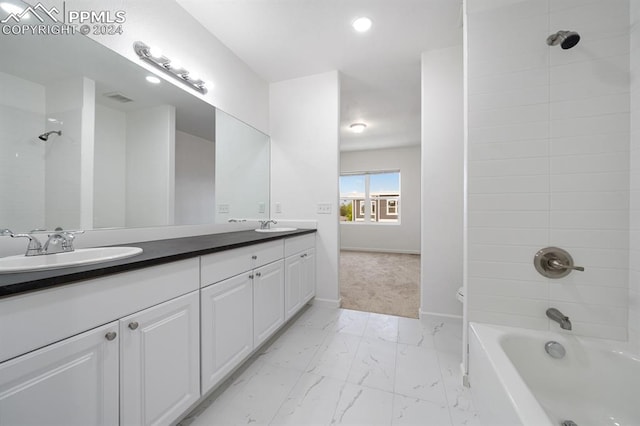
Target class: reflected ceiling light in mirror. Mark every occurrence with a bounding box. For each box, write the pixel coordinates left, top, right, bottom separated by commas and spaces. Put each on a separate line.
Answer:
145, 75, 161, 84
350, 123, 367, 133
133, 41, 207, 94
0, 2, 29, 18
352, 17, 372, 33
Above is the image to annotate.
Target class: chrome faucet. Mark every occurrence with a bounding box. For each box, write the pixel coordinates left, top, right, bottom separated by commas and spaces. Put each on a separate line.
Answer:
259, 219, 277, 229
546, 308, 572, 330
2, 229, 83, 256
42, 231, 82, 254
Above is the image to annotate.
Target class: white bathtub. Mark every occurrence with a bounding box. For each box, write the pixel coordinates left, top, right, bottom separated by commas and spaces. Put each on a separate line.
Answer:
468, 322, 640, 426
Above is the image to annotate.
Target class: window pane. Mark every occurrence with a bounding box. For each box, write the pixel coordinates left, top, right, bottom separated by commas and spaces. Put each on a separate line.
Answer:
339, 175, 365, 198
370, 172, 399, 195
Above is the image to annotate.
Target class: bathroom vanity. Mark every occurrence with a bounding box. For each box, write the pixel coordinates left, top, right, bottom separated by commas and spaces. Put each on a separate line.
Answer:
0, 229, 316, 426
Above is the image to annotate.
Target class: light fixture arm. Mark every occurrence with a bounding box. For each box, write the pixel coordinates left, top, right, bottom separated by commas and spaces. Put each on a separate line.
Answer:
133, 41, 207, 94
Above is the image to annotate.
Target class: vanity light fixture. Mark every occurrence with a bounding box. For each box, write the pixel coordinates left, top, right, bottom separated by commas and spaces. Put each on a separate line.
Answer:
133, 41, 207, 94
352, 16, 372, 33
145, 75, 161, 84
350, 122, 367, 133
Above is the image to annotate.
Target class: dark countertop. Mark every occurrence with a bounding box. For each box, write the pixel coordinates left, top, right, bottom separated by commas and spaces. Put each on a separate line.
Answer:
0, 228, 316, 298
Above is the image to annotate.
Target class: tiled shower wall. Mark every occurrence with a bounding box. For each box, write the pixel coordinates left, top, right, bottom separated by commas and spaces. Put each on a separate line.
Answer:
630, 1, 640, 352
466, 0, 630, 340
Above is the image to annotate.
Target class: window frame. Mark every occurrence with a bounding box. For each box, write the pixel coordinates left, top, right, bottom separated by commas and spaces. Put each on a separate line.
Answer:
339, 170, 400, 225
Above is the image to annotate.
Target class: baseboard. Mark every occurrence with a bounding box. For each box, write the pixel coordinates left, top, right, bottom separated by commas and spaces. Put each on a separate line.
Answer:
310, 297, 341, 309
419, 309, 463, 320
340, 247, 420, 255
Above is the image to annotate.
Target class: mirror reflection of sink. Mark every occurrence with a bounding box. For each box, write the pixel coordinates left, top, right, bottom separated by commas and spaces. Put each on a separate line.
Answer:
254, 227, 297, 233
0, 247, 143, 274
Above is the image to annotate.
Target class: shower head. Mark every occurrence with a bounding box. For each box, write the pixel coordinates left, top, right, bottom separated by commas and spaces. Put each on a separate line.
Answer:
546, 30, 580, 49
38, 130, 62, 141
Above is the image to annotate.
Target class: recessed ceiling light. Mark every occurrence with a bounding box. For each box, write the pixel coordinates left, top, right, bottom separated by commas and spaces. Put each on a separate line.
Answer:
352, 17, 372, 33
145, 75, 161, 84
350, 123, 367, 133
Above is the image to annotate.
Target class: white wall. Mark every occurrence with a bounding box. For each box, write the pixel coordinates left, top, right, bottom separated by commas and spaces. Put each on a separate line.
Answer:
421, 46, 464, 318
466, 0, 630, 340
126, 105, 176, 227
270, 71, 341, 306
175, 130, 216, 225
340, 146, 421, 254
44, 77, 95, 231
630, 1, 640, 353
0, 71, 45, 231
94, 104, 127, 228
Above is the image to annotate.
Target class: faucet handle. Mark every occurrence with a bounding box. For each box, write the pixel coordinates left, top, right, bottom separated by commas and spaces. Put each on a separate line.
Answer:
6, 232, 43, 256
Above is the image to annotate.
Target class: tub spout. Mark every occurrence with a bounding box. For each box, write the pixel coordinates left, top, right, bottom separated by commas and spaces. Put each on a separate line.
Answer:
546, 308, 572, 330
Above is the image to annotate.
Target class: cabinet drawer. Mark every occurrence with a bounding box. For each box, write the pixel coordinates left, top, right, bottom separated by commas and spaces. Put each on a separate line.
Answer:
284, 234, 316, 257
200, 240, 284, 287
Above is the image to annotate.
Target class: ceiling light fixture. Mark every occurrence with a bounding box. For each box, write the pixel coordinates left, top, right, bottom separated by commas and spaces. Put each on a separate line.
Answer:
145, 75, 161, 84
352, 17, 372, 33
350, 123, 367, 133
133, 41, 207, 94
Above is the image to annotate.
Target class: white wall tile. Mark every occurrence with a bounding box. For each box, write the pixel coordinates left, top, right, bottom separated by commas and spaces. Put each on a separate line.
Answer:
469, 175, 548, 194
550, 133, 629, 156
468, 193, 549, 211
551, 172, 629, 192
467, 211, 548, 228
467, 227, 549, 246
468, 158, 548, 177
468, 277, 548, 300
550, 283, 628, 307
467, 0, 631, 343
550, 191, 628, 211
550, 210, 629, 230
468, 68, 548, 96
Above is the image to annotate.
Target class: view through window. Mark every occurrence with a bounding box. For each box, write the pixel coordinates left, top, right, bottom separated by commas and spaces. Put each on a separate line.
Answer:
339, 171, 400, 223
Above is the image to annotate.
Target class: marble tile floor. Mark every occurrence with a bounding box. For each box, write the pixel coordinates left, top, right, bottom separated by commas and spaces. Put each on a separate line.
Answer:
179, 305, 480, 426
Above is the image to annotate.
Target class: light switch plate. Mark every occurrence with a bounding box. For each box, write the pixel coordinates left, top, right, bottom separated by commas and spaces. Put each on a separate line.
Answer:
317, 203, 332, 214
217, 204, 230, 214
258, 202, 265, 213
275, 202, 282, 214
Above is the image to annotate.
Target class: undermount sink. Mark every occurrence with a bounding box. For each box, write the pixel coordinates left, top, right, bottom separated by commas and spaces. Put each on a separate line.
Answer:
0, 247, 143, 274
254, 227, 297, 233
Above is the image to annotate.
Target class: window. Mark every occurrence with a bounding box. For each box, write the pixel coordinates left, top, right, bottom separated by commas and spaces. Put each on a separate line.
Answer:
339, 171, 400, 224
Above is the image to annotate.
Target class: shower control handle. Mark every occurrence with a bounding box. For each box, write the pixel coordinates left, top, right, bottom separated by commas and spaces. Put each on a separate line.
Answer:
548, 259, 584, 272
534, 247, 584, 279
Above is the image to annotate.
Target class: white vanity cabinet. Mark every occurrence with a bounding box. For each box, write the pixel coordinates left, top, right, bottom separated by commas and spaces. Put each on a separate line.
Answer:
284, 235, 316, 320
200, 240, 284, 394
0, 321, 120, 426
119, 291, 200, 426
252, 259, 285, 347
0, 258, 200, 426
200, 272, 254, 394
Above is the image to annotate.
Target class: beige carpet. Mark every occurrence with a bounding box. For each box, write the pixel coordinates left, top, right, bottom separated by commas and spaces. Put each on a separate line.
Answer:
339, 251, 420, 319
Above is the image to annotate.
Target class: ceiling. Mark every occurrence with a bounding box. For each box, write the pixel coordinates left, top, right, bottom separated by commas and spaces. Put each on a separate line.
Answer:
176, 0, 462, 151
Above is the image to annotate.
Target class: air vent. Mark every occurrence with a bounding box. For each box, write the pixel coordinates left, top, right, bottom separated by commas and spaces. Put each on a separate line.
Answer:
103, 92, 133, 103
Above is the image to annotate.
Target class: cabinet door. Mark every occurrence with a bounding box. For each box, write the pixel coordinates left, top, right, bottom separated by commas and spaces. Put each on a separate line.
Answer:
120, 291, 200, 426
253, 260, 285, 347
201, 273, 253, 394
284, 254, 303, 320
301, 248, 316, 303
0, 322, 119, 426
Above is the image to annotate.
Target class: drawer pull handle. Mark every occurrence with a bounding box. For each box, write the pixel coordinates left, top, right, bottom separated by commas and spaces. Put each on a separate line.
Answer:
256, 272, 262, 277
128, 322, 139, 330
249, 274, 254, 279
105, 331, 117, 341
252, 255, 257, 260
